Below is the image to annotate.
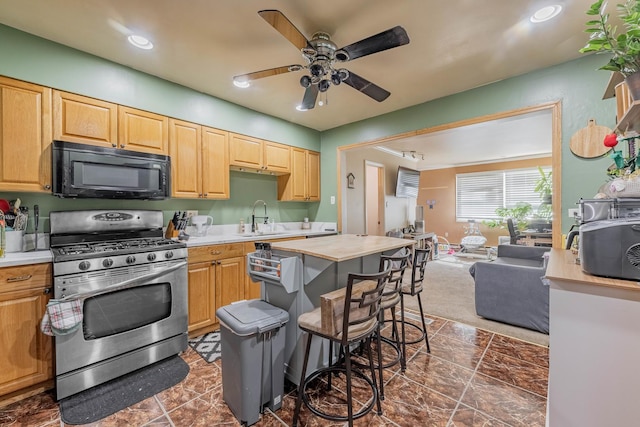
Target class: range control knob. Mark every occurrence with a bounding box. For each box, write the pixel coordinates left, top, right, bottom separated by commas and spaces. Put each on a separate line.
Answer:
102, 258, 114, 268
165, 251, 174, 259
79, 261, 91, 271
126, 256, 136, 264
147, 253, 157, 262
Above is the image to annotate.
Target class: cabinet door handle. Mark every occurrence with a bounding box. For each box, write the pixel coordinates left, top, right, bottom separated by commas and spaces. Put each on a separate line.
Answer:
112, 143, 117, 148
44, 184, 51, 190
120, 144, 125, 148
44, 288, 52, 294
203, 193, 208, 197
7, 274, 32, 283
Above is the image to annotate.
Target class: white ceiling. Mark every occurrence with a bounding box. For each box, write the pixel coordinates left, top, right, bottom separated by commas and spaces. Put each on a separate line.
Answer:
0, 1, 591, 166
375, 108, 553, 170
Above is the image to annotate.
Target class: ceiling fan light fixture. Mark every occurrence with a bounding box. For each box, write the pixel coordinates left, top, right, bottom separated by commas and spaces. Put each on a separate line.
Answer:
318, 79, 330, 92
300, 75, 312, 88
310, 63, 324, 77
331, 72, 342, 86
296, 104, 309, 111
530, 5, 562, 23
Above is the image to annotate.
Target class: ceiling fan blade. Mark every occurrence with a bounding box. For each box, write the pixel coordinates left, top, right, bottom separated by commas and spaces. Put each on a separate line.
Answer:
258, 10, 309, 51
338, 26, 409, 61
233, 65, 301, 83
300, 85, 319, 110
343, 71, 390, 102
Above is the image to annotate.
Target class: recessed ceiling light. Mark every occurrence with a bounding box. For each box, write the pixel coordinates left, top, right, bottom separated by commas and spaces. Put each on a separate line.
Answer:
127, 34, 153, 50
232, 77, 250, 88
530, 5, 562, 23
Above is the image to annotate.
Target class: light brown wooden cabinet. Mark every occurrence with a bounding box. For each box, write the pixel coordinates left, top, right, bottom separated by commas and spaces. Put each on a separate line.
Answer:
278, 148, 320, 201
187, 243, 245, 337
169, 119, 230, 199
229, 133, 291, 174
117, 106, 168, 154
0, 77, 53, 193
0, 263, 53, 404
53, 90, 117, 147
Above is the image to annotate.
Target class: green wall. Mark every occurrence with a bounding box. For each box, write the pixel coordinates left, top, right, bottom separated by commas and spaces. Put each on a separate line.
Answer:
319, 54, 616, 233
0, 24, 618, 234
0, 24, 320, 230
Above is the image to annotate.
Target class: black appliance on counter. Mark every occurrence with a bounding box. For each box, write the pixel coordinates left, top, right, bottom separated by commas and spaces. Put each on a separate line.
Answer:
52, 140, 171, 200
580, 218, 640, 281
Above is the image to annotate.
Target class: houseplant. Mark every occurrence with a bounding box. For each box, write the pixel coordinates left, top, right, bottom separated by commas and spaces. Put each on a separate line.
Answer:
534, 166, 552, 204
483, 202, 533, 231
579, 0, 640, 97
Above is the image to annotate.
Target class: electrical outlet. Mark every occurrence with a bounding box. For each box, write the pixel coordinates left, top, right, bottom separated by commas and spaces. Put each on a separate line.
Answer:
186, 210, 198, 219
445, 232, 448, 237
330, 196, 336, 205
567, 208, 578, 218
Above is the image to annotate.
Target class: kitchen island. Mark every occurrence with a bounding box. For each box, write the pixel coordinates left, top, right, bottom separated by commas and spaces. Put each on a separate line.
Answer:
248, 234, 414, 384
545, 249, 640, 427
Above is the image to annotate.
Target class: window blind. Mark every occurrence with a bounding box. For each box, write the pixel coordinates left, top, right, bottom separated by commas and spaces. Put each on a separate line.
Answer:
456, 167, 550, 221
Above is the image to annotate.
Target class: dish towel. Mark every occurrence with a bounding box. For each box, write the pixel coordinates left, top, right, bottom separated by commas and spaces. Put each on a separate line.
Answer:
40, 299, 83, 336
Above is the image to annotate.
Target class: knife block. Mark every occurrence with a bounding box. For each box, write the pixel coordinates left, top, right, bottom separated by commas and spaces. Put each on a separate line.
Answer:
165, 221, 179, 239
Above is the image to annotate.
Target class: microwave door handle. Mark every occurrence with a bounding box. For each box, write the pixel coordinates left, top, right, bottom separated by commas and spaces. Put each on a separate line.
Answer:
61, 261, 187, 301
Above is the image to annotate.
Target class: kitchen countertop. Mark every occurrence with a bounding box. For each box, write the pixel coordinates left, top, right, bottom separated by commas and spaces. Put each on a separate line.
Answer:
270, 234, 415, 262
0, 228, 336, 268
184, 229, 335, 247
545, 248, 640, 292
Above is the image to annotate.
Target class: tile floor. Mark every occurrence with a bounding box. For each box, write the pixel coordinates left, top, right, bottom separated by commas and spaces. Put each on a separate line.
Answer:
0, 313, 549, 427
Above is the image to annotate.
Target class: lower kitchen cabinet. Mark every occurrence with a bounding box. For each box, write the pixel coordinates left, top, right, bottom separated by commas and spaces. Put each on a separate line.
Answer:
0, 263, 53, 405
187, 244, 244, 337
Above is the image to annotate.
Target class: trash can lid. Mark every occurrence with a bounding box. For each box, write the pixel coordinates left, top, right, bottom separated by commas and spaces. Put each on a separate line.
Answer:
216, 299, 289, 336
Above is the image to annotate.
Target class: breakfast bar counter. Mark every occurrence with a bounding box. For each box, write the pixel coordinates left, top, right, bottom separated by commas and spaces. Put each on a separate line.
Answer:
250, 234, 414, 384
545, 249, 640, 427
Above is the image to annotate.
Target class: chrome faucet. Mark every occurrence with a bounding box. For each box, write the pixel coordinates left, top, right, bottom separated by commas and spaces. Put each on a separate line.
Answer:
251, 200, 268, 232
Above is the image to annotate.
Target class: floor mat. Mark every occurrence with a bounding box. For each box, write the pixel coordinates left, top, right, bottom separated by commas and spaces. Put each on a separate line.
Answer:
189, 330, 221, 363
59, 355, 189, 425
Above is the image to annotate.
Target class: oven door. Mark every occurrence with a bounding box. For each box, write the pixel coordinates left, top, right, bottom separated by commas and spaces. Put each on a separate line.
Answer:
54, 259, 188, 377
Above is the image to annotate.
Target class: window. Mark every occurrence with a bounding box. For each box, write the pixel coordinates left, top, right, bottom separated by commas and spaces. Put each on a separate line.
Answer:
456, 167, 551, 221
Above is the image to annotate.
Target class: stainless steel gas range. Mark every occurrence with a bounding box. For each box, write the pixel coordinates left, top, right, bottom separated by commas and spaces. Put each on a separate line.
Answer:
49, 210, 188, 400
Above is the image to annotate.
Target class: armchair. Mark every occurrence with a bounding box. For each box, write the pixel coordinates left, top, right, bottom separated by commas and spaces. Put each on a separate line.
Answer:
469, 245, 549, 333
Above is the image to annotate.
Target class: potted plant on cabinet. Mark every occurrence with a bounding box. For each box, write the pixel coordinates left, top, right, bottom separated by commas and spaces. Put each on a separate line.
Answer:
579, 0, 640, 98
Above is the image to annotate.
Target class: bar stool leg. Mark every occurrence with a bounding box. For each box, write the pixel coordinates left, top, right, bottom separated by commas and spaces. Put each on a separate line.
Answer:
375, 321, 386, 400
400, 295, 408, 371
417, 293, 431, 353
292, 333, 313, 427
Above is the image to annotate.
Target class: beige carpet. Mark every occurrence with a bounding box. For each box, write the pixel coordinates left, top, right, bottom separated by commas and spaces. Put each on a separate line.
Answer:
403, 254, 549, 347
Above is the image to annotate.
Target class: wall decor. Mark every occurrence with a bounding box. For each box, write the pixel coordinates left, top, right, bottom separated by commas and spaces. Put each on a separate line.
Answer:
347, 172, 355, 189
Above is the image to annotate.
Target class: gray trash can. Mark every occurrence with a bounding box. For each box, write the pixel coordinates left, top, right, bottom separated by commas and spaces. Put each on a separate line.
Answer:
216, 299, 289, 426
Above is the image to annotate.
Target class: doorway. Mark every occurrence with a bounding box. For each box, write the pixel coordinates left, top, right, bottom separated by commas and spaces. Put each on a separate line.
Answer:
365, 161, 385, 236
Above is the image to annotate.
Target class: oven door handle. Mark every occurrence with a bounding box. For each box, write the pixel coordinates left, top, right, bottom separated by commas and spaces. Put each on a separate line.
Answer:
61, 261, 187, 301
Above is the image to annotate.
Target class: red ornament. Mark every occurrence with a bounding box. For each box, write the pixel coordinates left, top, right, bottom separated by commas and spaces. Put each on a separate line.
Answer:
604, 133, 618, 148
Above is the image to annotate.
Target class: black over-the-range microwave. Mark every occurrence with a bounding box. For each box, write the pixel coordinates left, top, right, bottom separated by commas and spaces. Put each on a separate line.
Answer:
52, 140, 171, 200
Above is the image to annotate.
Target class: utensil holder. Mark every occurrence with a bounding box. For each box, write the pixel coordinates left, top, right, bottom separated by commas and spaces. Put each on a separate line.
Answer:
165, 222, 179, 239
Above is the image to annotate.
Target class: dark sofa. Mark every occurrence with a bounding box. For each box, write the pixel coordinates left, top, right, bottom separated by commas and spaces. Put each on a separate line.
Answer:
468, 244, 550, 334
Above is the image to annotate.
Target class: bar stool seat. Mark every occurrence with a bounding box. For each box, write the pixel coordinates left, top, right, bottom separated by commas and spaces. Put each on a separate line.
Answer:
292, 267, 392, 427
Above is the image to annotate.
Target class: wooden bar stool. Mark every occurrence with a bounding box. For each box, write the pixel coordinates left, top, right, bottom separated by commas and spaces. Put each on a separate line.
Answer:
399, 247, 432, 364
292, 266, 391, 427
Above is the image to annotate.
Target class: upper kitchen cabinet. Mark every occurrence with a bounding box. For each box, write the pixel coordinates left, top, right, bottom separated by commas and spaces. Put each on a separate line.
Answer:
117, 106, 168, 155
169, 119, 230, 199
53, 90, 117, 147
229, 133, 291, 174
0, 77, 53, 193
278, 148, 320, 201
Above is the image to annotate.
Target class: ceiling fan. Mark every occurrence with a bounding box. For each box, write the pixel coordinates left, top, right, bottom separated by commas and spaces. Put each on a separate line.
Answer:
233, 10, 410, 110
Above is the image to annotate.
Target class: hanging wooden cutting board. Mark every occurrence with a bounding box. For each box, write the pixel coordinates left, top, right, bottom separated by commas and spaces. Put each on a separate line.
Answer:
570, 119, 612, 158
